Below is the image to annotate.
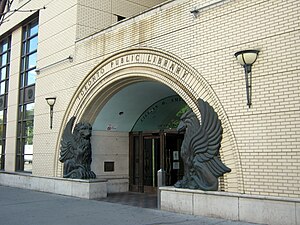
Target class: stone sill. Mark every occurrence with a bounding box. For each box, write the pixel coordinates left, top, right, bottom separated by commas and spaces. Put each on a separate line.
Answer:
160, 186, 300, 203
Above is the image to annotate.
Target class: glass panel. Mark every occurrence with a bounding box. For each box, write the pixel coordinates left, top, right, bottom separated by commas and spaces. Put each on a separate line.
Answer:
143, 138, 153, 186
27, 52, 37, 69
1, 40, 8, 53
0, 110, 3, 123
19, 89, 24, 105
15, 154, 23, 171
27, 70, 36, 86
1, 53, 7, 66
143, 138, 160, 187
22, 28, 28, 40
0, 154, 4, 170
24, 158, 32, 172
0, 124, 3, 138
20, 73, 25, 88
29, 21, 38, 37
2, 109, 6, 123
24, 137, 33, 172
21, 41, 27, 55
20, 57, 26, 72
28, 36, 38, 52
24, 120, 33, 140
25, 103, 34, 119
16, 139, 23, 154
0, 81, 5, 95
133, 136, 140, 185
0, 67, 6, 80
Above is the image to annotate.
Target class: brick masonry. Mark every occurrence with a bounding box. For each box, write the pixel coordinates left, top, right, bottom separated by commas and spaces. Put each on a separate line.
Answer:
0, 0, 299, 198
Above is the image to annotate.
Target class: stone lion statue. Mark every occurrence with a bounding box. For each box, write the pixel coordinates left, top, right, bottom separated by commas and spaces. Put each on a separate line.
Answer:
59, 116, 96, 179
174, 99, 231, 191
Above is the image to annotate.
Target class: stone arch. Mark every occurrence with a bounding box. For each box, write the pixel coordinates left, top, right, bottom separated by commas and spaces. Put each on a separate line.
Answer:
54, 47, 244, 193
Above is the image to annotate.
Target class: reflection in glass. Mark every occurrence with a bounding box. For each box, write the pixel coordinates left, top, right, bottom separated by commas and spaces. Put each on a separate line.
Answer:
0, 81, 5, 95
1, 53, 7, 66
24, 136, 33, 172
25, 103, 34, 119
24, 121, 33, 141
29, 22, 38, 37
1, 41, 8, 52
28, 52, 37, 69
0, 110, 3, 123
0, 67, 6, 80
28, 36, 38, 52
27, 70, 36, 86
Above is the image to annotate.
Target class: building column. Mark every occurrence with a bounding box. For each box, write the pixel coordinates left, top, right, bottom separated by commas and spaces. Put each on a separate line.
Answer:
5, 28, 22, 172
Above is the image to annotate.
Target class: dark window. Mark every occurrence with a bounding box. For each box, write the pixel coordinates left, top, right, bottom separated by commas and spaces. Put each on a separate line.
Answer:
0, 35, 10, 170
16, 19, 38, 172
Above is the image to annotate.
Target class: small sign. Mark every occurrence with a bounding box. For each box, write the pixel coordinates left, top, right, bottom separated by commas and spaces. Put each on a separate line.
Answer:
104, 161, 114, 172
173, 162, 180, 170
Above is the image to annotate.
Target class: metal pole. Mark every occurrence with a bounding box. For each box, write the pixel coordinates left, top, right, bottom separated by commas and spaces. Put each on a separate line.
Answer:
49, 105, 53, 129
157, 169, 166, 209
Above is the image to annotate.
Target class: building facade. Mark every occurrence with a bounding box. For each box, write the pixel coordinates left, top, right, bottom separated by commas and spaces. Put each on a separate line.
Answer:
0, 0, 299, 224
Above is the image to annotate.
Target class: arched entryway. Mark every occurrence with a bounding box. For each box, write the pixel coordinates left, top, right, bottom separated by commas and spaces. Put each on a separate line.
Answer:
54, 48, 244, 193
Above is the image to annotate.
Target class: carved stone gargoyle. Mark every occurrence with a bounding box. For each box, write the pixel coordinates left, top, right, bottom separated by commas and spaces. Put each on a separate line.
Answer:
174, 99, 231, 191
59, 116, 96, 179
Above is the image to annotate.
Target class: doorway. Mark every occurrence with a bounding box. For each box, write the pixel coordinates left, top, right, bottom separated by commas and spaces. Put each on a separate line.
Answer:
129, 131, 184, 193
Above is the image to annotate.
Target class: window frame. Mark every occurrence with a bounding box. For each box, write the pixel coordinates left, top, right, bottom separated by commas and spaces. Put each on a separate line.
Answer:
16, 18, 38, 172
0, 35, 11, 170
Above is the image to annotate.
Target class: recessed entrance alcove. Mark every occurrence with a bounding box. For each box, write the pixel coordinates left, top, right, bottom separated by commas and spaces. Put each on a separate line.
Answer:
55, 48, 242, 196
89, 81, 189, 193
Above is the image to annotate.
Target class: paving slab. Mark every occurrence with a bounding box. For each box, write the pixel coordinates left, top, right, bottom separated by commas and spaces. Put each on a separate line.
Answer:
0, 185, 263, 225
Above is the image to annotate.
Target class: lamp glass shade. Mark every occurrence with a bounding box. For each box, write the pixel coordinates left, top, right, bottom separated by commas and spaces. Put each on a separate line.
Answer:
235, 50, 259, 66
46, 97, 56, 106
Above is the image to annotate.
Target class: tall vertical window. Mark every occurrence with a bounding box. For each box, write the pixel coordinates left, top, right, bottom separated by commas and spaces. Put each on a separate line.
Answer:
0, 35, 10, 170
16, 19, 38, 172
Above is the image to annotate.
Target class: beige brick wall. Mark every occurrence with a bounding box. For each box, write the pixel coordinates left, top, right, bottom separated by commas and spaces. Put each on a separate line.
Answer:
1, 0, 299, 198
70, 0, 300, 197
76, 0, 168, 40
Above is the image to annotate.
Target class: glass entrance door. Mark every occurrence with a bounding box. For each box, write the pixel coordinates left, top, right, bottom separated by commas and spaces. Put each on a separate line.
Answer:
143, 136, 160, 193
129, 132, 183, 193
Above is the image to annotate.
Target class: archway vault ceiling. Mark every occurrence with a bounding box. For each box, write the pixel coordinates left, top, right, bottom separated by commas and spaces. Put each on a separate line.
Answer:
93, 81, 177, 131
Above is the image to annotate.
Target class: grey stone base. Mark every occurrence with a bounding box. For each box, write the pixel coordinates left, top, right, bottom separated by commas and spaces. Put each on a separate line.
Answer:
0, 172, 107, 199
107, 178, 129, 193
160, 187, 300, 225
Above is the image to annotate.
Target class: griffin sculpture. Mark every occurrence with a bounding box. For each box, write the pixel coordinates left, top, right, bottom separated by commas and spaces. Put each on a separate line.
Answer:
59, 116, 96, 179
174, 99, 231, 191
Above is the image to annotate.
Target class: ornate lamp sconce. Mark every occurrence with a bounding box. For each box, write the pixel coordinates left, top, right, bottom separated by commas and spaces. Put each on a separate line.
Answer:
234, 50, 259, 108
45, 97, 56, 129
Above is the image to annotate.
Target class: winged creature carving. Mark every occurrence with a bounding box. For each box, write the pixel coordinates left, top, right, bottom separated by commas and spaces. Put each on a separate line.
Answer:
174, 99, 231, 190
59, 116, 96, 179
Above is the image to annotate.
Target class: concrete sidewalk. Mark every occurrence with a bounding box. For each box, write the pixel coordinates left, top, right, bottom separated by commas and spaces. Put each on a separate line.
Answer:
0, 185, 263, 225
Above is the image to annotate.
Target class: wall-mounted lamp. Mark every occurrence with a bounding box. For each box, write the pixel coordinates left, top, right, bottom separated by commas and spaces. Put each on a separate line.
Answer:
234, 50, 259, 108
45, 97, 56, 129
